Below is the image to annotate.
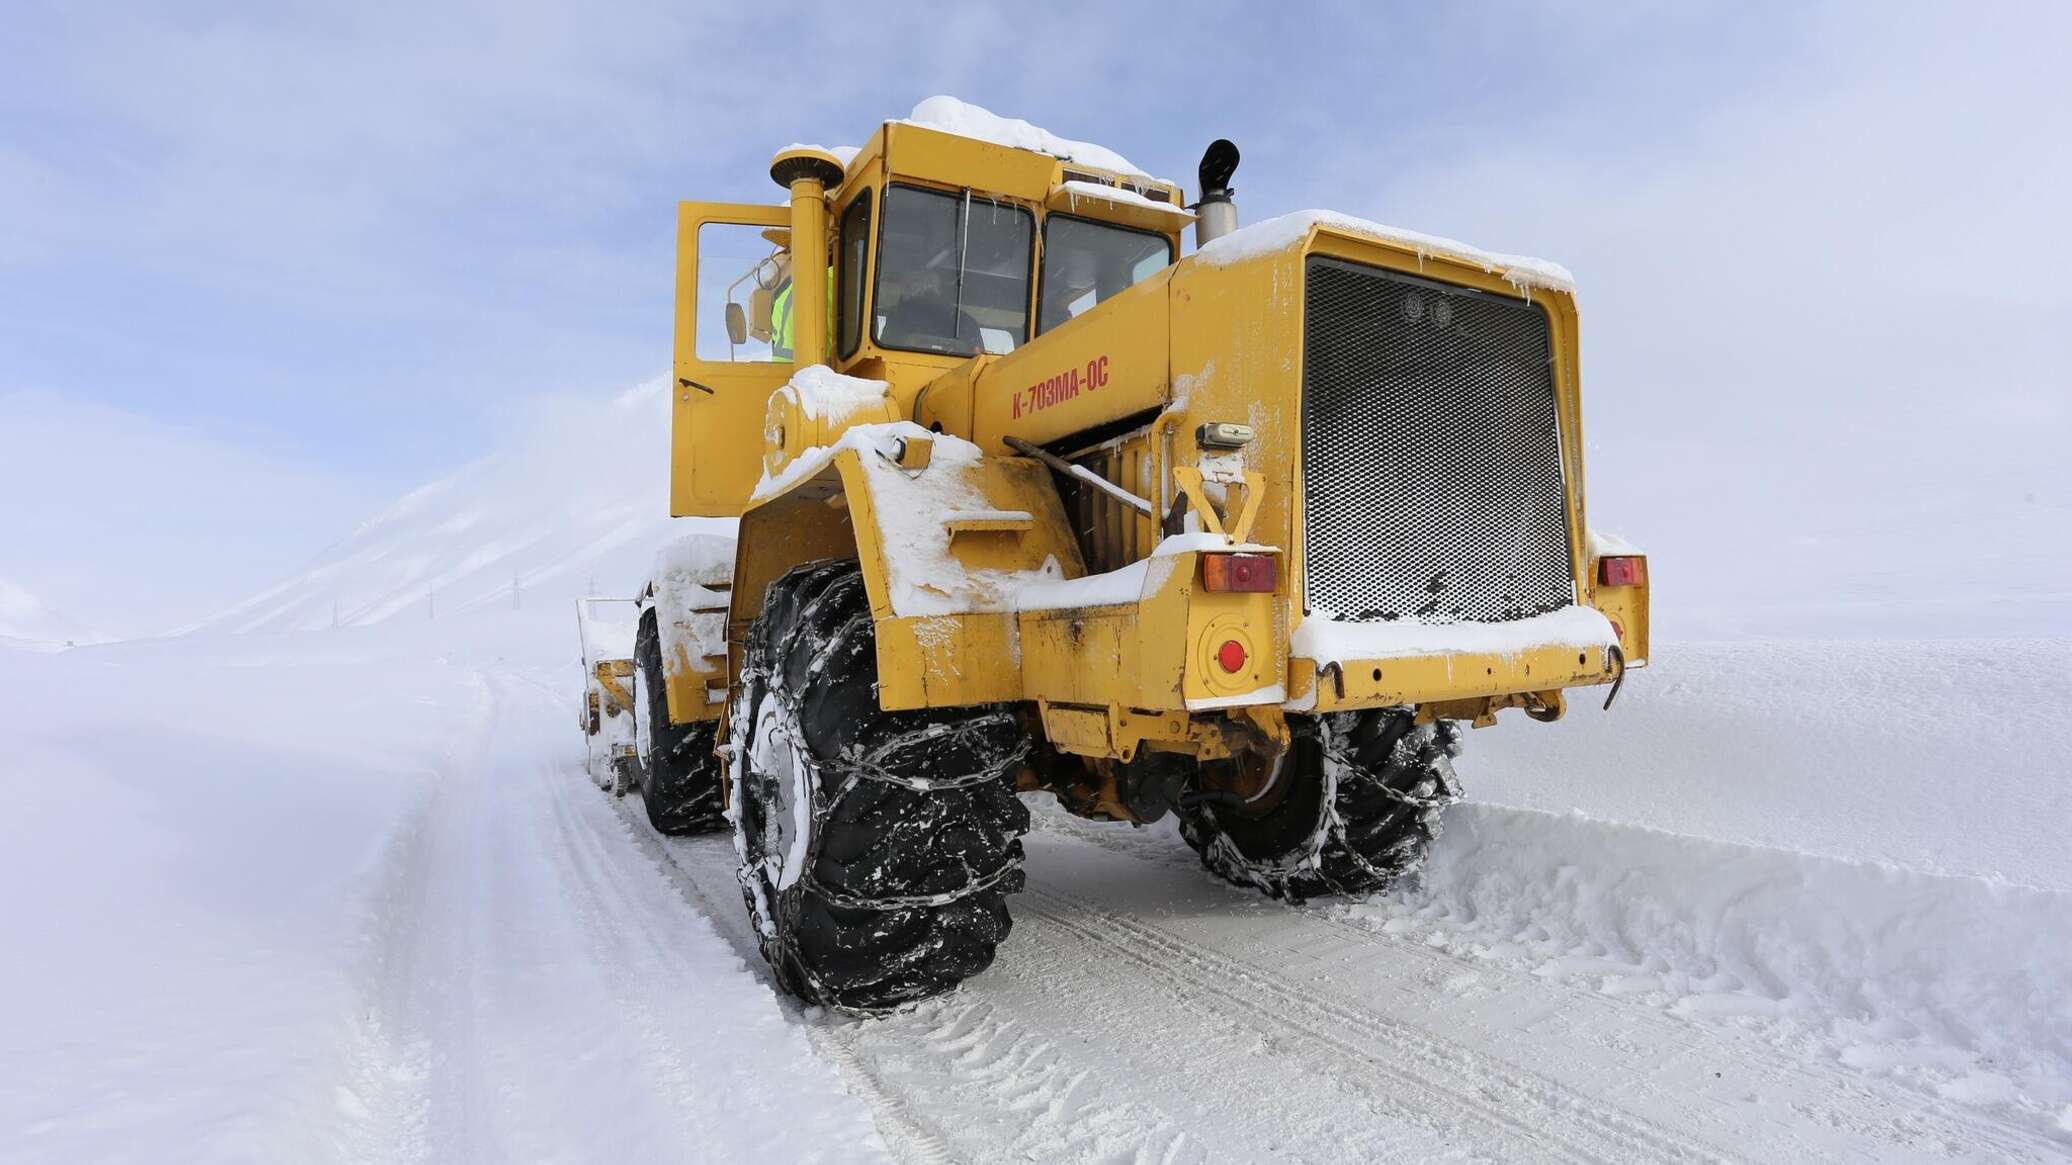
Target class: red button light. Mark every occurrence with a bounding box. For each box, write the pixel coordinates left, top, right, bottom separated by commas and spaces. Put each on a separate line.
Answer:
1216, 639, 1248, 673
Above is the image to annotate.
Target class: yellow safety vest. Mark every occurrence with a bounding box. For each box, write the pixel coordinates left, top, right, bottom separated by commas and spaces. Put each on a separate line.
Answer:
770, 282, 795, 359
769, 269, 837, 362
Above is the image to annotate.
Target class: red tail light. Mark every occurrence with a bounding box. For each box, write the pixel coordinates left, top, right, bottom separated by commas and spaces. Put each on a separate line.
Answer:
1202, 553, 1277, 593
1598, 556, 1646, 587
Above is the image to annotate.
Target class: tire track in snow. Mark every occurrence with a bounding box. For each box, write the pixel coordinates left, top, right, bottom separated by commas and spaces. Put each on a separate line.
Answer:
622, 804, 1208, 1164
1018, 888, 1709, 1164
1024, 811, 2069, 1162
330, 670, 885, 1162
608, 802, 978, 1165
332, 669, 502, 1163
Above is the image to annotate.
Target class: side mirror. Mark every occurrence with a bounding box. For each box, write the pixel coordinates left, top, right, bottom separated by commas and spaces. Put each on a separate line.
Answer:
724, 301, 749, 346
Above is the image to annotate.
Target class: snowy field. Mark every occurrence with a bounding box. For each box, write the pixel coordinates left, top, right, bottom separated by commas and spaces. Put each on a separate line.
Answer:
4, 372, 2069, 1163
5, 611, 2068, 1162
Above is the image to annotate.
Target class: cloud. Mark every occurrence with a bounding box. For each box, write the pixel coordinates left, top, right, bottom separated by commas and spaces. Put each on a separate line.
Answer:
1336, 2, 2072, 634
6, 0, 2066, 636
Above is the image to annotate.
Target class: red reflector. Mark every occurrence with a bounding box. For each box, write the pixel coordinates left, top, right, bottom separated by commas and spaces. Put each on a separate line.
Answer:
1599, 555, 1646, 587
1216, 639, 1248, 673
1202, 553, 1277, 593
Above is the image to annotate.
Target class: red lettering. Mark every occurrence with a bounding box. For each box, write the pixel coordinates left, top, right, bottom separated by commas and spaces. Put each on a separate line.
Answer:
1010, 354, 1111, 416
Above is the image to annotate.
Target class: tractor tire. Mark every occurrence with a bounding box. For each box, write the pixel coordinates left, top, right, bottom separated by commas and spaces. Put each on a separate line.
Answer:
1178, 710, 1462, 902
634, 608, 726, 835
731, 559, 1030, 1011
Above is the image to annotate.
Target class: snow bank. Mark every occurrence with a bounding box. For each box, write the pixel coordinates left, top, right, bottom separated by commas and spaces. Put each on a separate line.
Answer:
1292, 603, 1617, 666
903, 96, 1147, 178
1196, 209, 1576, 296
0, 615, 888, 1162
1472, 637, 2072, 890
1350, 802, 2072, 1123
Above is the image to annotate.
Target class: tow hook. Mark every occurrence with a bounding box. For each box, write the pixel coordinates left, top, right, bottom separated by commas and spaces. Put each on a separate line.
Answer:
1602, 644, 1627, 711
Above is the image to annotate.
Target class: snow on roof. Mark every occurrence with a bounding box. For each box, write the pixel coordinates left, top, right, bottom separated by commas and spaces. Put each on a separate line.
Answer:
1195, 209, 1576, 297
1054, 180, 1193, 220
901, 96, 1148, 178
780, 142, 861, 168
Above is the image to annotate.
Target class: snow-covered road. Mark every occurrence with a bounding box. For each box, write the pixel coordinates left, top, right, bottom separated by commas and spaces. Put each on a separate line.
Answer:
642, 789, 2067, 1163
331, 671, 881, 1162
5, 621, 2067, 1163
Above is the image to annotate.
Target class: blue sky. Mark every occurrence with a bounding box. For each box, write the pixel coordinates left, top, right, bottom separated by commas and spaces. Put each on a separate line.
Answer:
4, 1, 2068, 634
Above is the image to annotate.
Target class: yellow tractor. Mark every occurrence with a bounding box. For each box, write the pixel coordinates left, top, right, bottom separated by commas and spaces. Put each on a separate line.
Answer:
632, 105, 1650, 1010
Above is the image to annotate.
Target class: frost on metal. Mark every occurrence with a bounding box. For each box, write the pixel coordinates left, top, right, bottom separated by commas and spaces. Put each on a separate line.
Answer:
1195, 209, 1577, 298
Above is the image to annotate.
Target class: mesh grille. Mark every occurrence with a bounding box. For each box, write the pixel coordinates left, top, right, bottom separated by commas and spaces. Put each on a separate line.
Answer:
1301, 257, 1574, 624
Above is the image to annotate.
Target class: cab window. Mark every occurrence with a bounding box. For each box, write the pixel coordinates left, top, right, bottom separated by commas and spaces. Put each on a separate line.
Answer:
1038, 216, 1173, 335
836, 191, 871, 358
694, 222, 792, 363
873, 184, 1033, 356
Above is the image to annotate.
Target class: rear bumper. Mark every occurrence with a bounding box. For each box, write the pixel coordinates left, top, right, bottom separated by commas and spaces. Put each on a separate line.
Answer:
1283, 604, 1628, 713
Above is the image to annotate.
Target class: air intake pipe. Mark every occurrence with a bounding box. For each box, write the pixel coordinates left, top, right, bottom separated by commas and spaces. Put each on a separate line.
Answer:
768, 146, 845, 368
1194, 139, 1240, 248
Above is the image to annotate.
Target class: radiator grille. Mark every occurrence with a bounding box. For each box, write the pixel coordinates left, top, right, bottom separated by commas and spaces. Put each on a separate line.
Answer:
1301, 257, 1574, 624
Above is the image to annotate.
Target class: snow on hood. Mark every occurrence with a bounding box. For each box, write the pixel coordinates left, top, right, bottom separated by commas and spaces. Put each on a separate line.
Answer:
901, 96, 1148, 178
1195, 209, 1576, 297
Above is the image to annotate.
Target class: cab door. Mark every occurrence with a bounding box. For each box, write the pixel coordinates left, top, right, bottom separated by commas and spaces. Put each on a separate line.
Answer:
672, 202, 794, 517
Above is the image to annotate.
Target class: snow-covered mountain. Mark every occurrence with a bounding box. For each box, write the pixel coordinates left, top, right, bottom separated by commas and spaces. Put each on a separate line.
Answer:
0, 576, 98, 649
192, 379, 729, 634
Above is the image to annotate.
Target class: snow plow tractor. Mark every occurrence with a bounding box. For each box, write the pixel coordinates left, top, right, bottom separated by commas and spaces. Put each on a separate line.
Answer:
621, 105, 1650, 1011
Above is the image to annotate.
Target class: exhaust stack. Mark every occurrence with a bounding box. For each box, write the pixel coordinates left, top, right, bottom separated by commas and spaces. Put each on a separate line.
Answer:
1194, 139, 1240, 248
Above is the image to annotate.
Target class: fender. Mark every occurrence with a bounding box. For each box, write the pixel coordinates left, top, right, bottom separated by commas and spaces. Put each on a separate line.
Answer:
729, 422, 1086, 711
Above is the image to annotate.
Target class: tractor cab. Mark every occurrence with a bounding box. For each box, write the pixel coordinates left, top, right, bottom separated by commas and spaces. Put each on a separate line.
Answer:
672, 120, 1191, 516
